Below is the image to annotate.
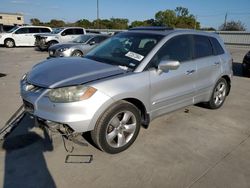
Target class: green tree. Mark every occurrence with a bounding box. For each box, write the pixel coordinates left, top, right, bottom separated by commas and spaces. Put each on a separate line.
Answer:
219, 20, 246, 31
155, 7, 200, 29
175, 6, 189, 17
130, 21, 146, 28
47, 19, 65, 28
30, 18, 41, 26
110, 18, 129, 29
75, 19, 92, 28
155, 10, 177, 27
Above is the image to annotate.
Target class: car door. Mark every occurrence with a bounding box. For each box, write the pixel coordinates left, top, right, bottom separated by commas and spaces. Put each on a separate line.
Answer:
27, 28, 41, 46
149, 34, 197, 118
60, 29, 75, 42
13, 28, 31, 46
192, 35, 222, 103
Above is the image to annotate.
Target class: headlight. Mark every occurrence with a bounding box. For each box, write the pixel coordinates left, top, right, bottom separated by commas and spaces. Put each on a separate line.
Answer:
21, 73, 27, 81
59, 48, 69, 52
48, 85, 97, 103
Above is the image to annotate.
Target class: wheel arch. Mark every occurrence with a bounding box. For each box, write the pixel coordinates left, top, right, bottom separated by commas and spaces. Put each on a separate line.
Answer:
47, 40, 59, 45
122, 98, 150, 129
4, 38, 15, 46
221, 75, 231, 95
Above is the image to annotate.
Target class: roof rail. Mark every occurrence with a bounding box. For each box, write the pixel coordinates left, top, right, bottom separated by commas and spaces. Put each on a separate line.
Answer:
129, 26, 173, 31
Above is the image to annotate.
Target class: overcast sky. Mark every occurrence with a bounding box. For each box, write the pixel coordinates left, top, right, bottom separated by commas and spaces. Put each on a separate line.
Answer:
1, 0, 250, 30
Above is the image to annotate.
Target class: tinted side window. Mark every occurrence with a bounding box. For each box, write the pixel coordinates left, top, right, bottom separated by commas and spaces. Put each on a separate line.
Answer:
150, 35, 193, 67
29, 28, 40, 33
99, 36, 109, 42
194, 35, 213, 59
74, 29, 84, 34
210, 37, 225, 55
40, 28, 51, 33
15, 28, 29, 34
62, 29, 74, 36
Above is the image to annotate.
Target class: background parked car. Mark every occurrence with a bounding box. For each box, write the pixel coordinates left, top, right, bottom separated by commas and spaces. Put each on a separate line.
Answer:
242, 51, 250, 75
48, 34, 110, 57
0, 26, 52, 47
34, 27, 86, 51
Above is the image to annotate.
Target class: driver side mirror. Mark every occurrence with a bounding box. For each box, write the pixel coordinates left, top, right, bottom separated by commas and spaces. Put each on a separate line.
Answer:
61, 32, 66, 36
157, 60, 180, 74
89, 41, 96, 45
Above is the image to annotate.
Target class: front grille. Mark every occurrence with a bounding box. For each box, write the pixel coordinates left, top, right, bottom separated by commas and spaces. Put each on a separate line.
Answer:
23, 100, 34, 113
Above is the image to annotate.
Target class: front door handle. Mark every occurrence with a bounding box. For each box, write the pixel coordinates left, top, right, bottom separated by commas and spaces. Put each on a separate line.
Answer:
186, 70, 196, 75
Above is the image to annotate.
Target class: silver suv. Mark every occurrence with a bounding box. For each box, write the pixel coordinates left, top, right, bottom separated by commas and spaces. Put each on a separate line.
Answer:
20, 27, 233, 154
48, 34, 110, 58
34, 27, 86, 50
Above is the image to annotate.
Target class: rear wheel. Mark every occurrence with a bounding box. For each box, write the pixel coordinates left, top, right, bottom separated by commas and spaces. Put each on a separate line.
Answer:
4, 39, 15, 48
72, 50, 83, 57
205, 78, 228, 109
91, 101, 141, 154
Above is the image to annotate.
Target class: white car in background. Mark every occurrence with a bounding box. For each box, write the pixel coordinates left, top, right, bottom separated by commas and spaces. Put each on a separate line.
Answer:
34, 27, 86, 51
0, 26, 52, 47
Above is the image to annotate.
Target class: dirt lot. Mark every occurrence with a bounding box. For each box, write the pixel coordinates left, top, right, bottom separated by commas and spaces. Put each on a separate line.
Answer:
0, 46, 250, 188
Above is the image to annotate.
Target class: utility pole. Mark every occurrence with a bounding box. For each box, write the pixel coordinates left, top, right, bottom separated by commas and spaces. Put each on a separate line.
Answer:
224, 12, 228, 27
194, 15, 197, 29
97, 0, 99, 29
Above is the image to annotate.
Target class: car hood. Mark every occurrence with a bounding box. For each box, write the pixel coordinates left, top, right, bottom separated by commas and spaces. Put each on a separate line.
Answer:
49, 43, 82, 50
27, 58, 127, 88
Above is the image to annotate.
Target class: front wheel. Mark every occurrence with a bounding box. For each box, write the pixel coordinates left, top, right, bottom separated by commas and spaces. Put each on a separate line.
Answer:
205, 78, 228, 109
72, 50, 83, 57
91, 101, 141, 154
4, 39, 15, 48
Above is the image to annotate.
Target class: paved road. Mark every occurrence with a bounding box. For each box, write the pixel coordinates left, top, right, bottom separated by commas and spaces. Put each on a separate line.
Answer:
0, 47, 249, 188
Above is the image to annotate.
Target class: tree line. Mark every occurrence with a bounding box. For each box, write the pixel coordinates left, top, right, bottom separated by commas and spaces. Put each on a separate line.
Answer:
30, 6, 246, 31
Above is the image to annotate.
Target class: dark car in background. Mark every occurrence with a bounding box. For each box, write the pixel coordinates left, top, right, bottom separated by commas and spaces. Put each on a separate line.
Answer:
242, 51, 250, 75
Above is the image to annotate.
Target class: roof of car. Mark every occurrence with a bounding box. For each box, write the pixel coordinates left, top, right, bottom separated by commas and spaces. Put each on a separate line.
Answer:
128, 26, 218, 37
18, 25, 51, 28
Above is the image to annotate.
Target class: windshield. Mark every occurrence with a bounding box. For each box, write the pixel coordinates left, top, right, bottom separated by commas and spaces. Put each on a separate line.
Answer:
51, 28, 64, 34
85, 32, 163, 69
73, 35, 93, 43
7, 26, 19, 33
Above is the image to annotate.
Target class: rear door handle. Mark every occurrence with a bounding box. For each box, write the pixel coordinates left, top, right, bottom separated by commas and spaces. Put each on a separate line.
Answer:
186, 70, 196, 75
213, 62, 220, 66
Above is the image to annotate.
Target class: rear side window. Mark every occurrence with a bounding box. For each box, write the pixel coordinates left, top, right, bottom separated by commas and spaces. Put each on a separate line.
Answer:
40, 28, 51, 33
29, 28, 40, 33
74, 29, 84, 34
210, 37, 225, 55
193, 35, 213, 59
62, 29, 74, 36
152, 34, 193, 66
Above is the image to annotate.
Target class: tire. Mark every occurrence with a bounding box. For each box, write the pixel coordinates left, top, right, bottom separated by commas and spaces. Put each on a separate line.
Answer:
72, 50, 83, 57
91, 101, 141, 154
4, 39, 15, 48
47, 41, 58, 49
242, 66, 249, 76
205, 78, 228, 109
